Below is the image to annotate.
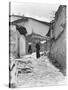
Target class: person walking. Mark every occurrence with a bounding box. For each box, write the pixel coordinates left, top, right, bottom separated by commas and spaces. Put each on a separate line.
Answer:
36, 42, 40, 58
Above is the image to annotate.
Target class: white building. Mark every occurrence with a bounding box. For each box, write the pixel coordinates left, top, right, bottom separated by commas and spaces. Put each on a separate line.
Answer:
10, 15, 50, 58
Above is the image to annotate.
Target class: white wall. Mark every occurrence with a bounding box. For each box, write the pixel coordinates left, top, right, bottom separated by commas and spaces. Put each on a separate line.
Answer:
10, 25, 26, 57
18, 18, 49, 36
19, 35, 26, 57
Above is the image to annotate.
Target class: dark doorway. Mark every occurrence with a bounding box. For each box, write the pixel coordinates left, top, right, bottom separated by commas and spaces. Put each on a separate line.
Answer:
28, 45, 32, 54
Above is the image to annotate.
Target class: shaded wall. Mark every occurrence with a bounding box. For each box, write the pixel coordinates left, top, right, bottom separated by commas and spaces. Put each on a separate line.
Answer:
50, 6, 66, 75
50, 29, 66, 75
10, 25, 18, 58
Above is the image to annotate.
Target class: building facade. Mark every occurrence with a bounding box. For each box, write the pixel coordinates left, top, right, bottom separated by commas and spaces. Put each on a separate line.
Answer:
10, 16, 50, 58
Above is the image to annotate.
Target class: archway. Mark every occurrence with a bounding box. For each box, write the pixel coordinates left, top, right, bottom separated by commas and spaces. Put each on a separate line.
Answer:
16, 25, 27, 58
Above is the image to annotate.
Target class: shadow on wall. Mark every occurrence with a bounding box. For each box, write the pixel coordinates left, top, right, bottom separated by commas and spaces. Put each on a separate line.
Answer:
48, 49, 66, 76
49, 28, 66, 76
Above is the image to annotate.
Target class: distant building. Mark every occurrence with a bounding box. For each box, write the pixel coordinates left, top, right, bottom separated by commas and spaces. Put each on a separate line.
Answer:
26, 32, 50, 55
10, 15, 50, 58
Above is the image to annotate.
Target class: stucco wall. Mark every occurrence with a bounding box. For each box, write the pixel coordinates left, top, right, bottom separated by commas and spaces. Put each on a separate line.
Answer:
50, 29, 66, 75
17, 18, 49, 36
19, 35, 26, 57
54, 6, 66, 39
50, 6, 66, 75
10, 25, 18, 58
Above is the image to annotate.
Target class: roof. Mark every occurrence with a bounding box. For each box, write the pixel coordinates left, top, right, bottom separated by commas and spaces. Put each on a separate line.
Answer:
9, 15, 50, 26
